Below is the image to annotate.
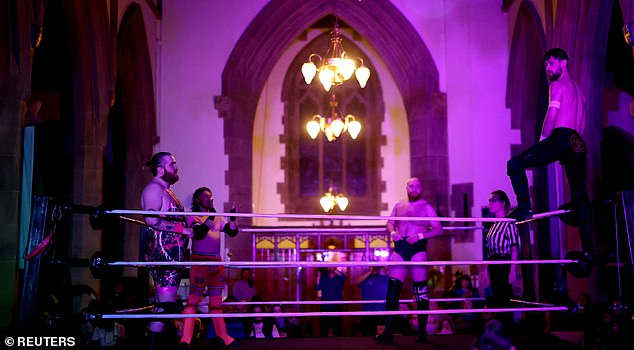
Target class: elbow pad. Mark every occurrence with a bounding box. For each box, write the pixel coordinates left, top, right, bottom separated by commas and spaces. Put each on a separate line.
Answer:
193, 223, 210, 240
223, 223, 238, 237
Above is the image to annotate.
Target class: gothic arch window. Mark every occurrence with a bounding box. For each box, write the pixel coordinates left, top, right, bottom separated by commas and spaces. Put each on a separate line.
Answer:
280, 28, 384, 215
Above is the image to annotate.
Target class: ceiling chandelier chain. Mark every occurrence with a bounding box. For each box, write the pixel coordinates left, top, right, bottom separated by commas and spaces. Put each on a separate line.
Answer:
306, 90, 361, 142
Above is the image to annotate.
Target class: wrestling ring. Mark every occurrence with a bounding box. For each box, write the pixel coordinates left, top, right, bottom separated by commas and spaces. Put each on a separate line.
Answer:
25, 203, 627, 349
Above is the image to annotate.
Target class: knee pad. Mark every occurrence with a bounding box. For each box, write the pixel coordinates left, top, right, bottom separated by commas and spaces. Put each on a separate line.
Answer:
506, 157, 524, 175
149, 321, 166, 333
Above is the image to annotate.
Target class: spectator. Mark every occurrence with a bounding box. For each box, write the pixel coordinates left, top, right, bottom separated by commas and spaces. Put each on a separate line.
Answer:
355, 266, 388, 336
315, 267, 346, 337
232, 269, 257, 302
390, 302, 417, 336
594, 300, 633, 350
470, 319, 515, 350
87, 301, 125, 349
247, 305, 280, 338
449, 275, 480, 299
438, 318, 456, 335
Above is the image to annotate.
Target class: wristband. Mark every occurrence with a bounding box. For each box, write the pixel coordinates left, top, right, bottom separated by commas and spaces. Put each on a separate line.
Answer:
418, 233, 425, 240
223, 223, 239, 237
172, 222, 185, 233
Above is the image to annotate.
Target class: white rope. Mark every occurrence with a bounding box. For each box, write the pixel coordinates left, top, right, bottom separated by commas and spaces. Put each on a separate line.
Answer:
107, 259, 575, 267
516, 209, 570, 224
222, 298, 485, 306
108, 209, 518, 223
509, 299, 556, 307
102, 306, 568, 319
241, 226, 484, 233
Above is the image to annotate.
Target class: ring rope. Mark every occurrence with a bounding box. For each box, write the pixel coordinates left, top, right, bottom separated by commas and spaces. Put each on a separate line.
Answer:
242, 226, 484, 233
108, 209, 520, 223
112, 298, 486, 314
115, 305, 156, 313
222, 298, 486, 306
509, 299, 556, 307
102, 306, 568, 319
107, 259, 575, 268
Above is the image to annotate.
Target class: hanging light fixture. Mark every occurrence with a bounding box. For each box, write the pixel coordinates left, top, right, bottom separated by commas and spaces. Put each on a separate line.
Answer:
306, 91, 361, 142
301, 18, 370, 92
319, 187, 349, 212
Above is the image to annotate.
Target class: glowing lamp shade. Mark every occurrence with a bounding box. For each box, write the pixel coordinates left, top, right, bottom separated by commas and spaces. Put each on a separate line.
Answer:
320, 194, 334, 212
355, 66, 370, 88
336, 196, 349, 211
318, 69, 335, 91
306, 119, 321, 139
346, 117, 361, 139
331, 118, 344, 137
339, 59, 356, 80
302, 62, 317, 84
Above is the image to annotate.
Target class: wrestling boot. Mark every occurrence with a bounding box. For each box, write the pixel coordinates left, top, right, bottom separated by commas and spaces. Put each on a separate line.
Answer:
147, 330, 166, 350
413, 281, 429, 343
506, 157, 534, 221
375, 277, 403, 342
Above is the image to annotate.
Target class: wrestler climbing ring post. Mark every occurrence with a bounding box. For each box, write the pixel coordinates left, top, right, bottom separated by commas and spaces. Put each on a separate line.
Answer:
4, 336, 76, 347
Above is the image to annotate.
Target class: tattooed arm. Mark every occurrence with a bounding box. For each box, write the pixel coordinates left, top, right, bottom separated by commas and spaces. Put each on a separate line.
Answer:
141, 182, 192, 237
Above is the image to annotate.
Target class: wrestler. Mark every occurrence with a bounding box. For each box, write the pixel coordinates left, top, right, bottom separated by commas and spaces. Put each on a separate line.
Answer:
506, 48, 594, 258
179, 187, 239, 349
376, 177, 443, 343
140, 152, 193, 350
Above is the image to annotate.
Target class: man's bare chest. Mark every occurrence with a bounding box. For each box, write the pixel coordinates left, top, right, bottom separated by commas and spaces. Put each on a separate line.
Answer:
396, 202, 428, 217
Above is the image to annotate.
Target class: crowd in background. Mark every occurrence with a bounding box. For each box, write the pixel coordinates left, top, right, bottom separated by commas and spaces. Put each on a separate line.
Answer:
35, 264, 633, 349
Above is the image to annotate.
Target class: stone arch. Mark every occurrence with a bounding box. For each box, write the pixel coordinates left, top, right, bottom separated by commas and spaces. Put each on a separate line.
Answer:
105, 3, 157, 284
216, 0, 448, 219
506, 0, 548, 301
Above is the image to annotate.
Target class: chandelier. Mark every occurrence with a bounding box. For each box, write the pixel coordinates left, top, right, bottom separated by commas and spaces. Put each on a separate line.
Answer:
319, 187, 349, 212
306, 91, 361, 142
301, 19, 370, 92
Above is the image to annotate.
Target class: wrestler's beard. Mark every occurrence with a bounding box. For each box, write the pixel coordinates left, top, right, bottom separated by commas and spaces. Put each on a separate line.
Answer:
161, 171, 179, 185
408, 193, 421, 202
547, 70, 562, 81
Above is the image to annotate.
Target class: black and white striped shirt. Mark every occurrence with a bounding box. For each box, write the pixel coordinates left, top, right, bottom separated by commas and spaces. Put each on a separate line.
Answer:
485, 221, 520, 257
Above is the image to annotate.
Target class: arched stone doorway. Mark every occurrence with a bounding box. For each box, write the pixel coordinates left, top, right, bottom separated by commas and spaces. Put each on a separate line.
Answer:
216, 0, 448, 261
103, 2, 158, 296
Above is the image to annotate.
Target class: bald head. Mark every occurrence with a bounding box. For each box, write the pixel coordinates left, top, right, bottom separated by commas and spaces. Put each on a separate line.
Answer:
406, 177, 422, 202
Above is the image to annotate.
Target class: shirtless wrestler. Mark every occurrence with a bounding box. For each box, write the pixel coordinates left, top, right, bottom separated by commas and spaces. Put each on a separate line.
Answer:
140, 152, 193, 349
506, 48, 594, 258
376, 177, 443, 343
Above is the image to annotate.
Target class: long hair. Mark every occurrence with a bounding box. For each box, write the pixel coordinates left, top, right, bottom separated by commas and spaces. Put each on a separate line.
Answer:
191, 186, 211, 211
